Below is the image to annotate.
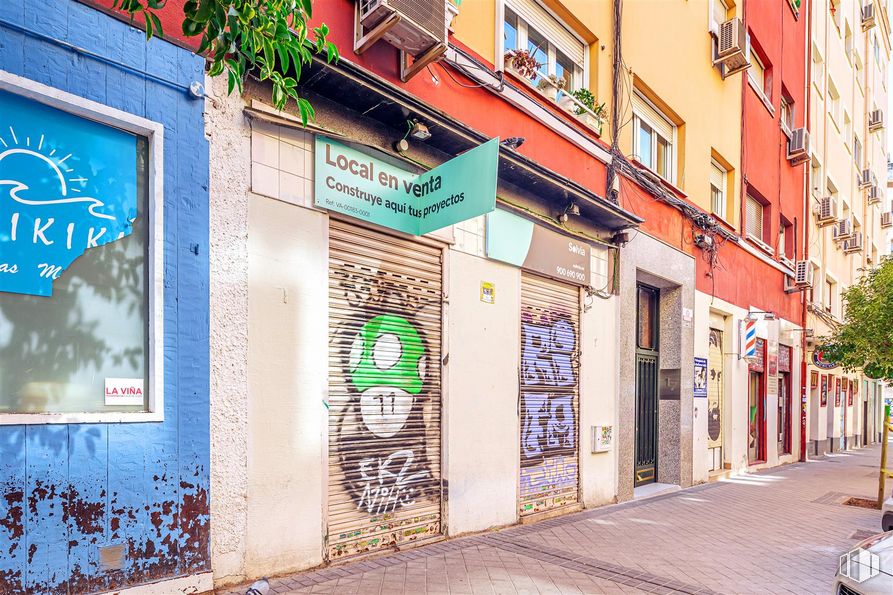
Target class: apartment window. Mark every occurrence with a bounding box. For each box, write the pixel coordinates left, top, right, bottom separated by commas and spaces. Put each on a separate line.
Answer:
710, 159, 728, 220
748, 47, 767, 97
632, 92, 676, 183
812, 49, 824, 95
843, 111, 852, 151
824, 277, 835, 314
779, 218, 794, 261
503, 2, 585, 92
854, 136, 862, 168
811, 156, 823, 197
844, 22, 853, 63
855, 53, 864, 93
874, 35, 881, 66
831, 0, 841, 32
828, 80, 840, 126
746, 194, 769, 246
780, 94, 794, 134
711, 0, 729, 32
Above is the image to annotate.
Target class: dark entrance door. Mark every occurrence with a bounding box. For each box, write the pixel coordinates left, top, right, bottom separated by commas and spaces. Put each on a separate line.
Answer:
635, 284, 659, 486
777, 372, 791, 455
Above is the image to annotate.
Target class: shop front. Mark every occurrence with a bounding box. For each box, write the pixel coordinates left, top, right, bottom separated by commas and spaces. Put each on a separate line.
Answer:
747, 338, 766, 464
207, 54, 640, 583
0, 5, 212, 592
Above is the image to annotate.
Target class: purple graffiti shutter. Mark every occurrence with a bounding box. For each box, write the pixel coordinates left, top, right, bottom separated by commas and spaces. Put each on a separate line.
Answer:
519, 272, 581, 517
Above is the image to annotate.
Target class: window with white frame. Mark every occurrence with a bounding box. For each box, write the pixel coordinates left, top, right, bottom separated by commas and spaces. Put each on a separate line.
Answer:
831, 0, 841, 32
0, 77, 162, 421
854, 135, 862, 168
812, 47, 824, 95
748, 47, 767, 96
824, 276, 836, 314
710, 159, 727, 220
843, 111, 852, 151
746, 194, 768, 245
503, 1, 585, 92
828, 80, 840, 125
780, 94, 794, 134
811, 156, 823, 197
632, 92, 676, 183
844, 21, 853, 63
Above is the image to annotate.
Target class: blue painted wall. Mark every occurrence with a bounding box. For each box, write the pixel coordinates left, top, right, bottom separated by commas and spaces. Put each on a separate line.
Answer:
0, 1, 210, 593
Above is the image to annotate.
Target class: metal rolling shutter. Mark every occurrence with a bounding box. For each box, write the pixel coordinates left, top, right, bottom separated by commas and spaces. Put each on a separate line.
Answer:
327, 220, 443, 560
519, 272, 581, 516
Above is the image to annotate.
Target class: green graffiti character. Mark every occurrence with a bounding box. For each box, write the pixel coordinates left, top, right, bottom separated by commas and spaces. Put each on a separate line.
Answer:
347, 315, 427, 438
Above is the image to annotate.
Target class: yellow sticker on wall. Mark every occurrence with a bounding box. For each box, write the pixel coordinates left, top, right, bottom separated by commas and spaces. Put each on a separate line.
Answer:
480, 281, 495, 304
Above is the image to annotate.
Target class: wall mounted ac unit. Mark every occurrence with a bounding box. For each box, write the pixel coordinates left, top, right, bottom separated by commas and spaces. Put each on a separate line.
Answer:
814, 196, 838, 225
869, 109, 884, 131
862, 2, 877, 29
832, 218, 853, 241
868, 184, 881, 204
356, 0, 448, 81
860, 168, 875, 189
794, 260, 814, 287
843, 231, 863, 253
715, 18, 750, 78
881, 212, 892, 228
787, 128, 810, 164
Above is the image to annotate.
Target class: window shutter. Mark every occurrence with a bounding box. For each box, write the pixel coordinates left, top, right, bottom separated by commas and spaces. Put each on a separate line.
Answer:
746, 197, 763, 239
506, 0, 585, 67
632, 92, 674, 142
710, 162, 725, 190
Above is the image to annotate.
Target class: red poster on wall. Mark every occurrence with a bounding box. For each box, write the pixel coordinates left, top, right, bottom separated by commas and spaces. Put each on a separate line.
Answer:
811, 371, 819, 390
834, 377, 841, 407
847, 380, 853, 406
820, 375, 828, 406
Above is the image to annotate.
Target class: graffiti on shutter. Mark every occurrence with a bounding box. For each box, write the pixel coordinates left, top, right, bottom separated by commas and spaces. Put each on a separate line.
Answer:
519, 273, 580, 516
327, 221, 443, 560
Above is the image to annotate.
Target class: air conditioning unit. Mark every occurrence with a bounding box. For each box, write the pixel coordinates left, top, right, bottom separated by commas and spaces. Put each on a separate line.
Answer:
814, 196, 838, 225
714, 18, 750, 78
860, 168, 875, 189
843, 231, 863, 253
794, 260, 814, 287
356, 0, 448, 80
787, 128, 810, 164
868, 184, 881, 204
881, 212, 892, 228
869, 109, 884, 131
833, 218, 853, 241
862, 2, 877, 29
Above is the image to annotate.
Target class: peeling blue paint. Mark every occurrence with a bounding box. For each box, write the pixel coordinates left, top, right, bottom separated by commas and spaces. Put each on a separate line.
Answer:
0, 1, 210, 593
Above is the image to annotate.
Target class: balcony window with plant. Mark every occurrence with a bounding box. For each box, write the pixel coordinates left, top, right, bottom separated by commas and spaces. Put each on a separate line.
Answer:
502, 3, 584, 93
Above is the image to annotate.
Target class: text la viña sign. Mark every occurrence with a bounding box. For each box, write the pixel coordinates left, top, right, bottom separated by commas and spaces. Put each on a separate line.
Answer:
314, 136, 498, 235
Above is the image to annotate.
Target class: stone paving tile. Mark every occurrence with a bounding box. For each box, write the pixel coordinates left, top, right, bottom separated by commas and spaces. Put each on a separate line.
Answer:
218, 445, 884, 595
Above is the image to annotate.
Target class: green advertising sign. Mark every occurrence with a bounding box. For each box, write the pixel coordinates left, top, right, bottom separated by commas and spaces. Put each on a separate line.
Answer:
314, 136, 498, 235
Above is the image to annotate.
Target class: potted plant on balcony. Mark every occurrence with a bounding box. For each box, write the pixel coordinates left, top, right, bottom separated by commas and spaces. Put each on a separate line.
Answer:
536, 74, 566, 101
571, 88, 607, 135
503, 49, 540, 81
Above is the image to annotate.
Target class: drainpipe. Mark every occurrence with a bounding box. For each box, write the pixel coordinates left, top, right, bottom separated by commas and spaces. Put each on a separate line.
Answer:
799, 0, 812, 462
605, 0, 623, 204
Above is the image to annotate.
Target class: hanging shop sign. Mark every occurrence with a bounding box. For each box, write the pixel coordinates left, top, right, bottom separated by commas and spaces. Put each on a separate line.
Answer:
486, 208, 590, 285
0, 90, 138, 297
314, 136, 498, 235
779, 344, 792, 373
693, 357, 708, 398
812, 348, 838, 370
748, 338, 765, 373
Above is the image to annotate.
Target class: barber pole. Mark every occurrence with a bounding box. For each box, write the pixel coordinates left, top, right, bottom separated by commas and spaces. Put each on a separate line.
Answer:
742, 318, 757, 360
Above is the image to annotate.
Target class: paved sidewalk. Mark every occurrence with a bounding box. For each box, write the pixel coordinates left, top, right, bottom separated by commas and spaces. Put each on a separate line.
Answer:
219, 445, 887, 595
